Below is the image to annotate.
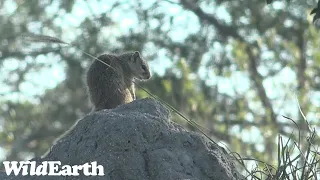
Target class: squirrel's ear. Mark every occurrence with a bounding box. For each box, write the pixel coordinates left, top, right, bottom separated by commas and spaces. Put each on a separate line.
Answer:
131, 51, 140, 62
134, 51, 140, 59
134, 51, 140, 56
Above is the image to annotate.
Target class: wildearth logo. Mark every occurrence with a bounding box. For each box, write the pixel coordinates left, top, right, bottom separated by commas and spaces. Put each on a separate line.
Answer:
3, 161, 105, 176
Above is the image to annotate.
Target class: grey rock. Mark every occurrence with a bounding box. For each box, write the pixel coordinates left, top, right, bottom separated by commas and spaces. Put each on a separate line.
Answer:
3, 98, 243, 180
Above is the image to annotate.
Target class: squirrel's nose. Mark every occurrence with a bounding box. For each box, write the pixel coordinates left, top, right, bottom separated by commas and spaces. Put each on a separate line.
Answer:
143, 72, 151, 79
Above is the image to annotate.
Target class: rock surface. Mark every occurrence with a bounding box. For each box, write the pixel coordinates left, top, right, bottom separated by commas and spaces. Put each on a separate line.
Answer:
2, 98, 243, 180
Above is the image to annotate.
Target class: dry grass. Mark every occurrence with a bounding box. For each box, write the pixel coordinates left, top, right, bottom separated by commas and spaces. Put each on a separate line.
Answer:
232, 115, 320, 180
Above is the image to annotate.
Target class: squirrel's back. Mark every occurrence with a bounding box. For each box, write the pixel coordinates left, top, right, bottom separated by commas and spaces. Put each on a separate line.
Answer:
86, 52, 151, 111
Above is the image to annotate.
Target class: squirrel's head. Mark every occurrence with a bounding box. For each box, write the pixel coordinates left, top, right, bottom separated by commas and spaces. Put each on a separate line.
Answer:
127, 51, 151, 80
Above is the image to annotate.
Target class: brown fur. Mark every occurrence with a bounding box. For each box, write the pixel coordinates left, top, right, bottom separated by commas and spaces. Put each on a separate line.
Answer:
86, 52, 151, 111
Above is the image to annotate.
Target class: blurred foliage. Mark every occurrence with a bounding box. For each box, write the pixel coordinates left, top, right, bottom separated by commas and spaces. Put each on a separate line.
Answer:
0, 0, 319, 174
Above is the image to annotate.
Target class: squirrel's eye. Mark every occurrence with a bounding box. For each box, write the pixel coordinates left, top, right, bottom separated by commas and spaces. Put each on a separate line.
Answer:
142, 65, 147, 71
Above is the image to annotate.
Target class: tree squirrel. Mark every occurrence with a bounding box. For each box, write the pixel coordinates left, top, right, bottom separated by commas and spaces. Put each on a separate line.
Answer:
86, 51, 151, 111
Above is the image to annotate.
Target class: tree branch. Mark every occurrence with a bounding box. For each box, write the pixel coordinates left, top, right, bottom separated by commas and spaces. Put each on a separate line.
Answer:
296, 29, 307, 91
179, 0, 278, 124
180, 0, 244, 41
